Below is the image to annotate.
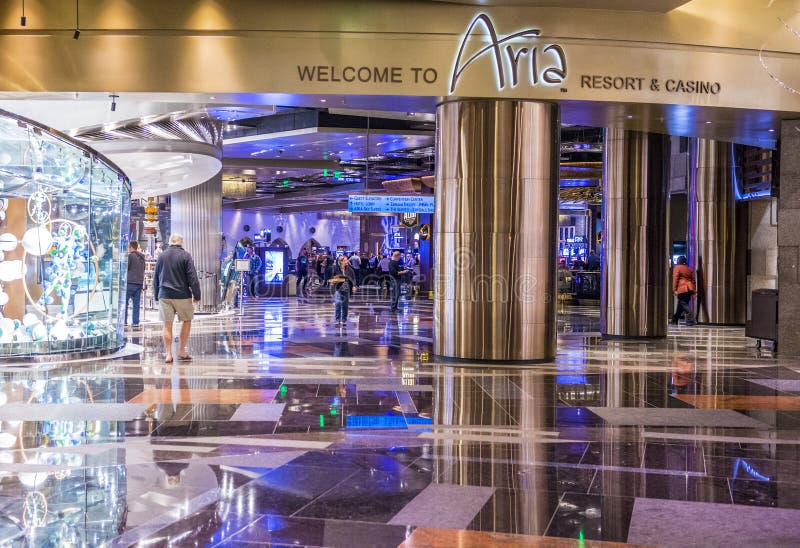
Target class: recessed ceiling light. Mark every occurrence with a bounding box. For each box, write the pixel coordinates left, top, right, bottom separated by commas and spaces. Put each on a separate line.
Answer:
320, 98, 327, 103
210, 96, 216, 100
705, 121, 712, 124
769, 129, 775, 132
626, 115, 633, 119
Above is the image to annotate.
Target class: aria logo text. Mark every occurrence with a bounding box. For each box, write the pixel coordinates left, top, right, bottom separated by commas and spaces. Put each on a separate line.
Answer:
450, 13, 567, 93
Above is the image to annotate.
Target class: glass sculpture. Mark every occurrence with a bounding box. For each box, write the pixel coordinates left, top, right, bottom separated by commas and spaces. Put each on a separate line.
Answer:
0, 109, 131, 357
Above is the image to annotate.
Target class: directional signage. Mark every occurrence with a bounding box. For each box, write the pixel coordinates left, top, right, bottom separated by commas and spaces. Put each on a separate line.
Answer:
348, 194, 434, 214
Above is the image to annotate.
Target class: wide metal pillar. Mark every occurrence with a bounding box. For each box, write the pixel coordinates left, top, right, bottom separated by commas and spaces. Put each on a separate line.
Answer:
434, 99, 559, 361
601, 129, 669, 338
171, 173, 222, 313
688, 139, 744, 325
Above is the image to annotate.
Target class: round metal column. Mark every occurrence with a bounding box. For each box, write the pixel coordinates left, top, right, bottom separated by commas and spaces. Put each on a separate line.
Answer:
688, 139, 744, 324
601, 129, 670, 338
434, 99, 560, 361
171, 173, 223, 313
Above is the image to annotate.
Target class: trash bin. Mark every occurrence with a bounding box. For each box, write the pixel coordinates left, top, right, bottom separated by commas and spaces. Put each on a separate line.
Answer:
747, 289, 778, 347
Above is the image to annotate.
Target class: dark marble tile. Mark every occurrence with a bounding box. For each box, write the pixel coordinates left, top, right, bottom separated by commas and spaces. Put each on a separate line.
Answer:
466, 487, 561, 535
705, 455, 800, 482
642, 442, 705, 473
580, 442, 643, 468
288, 448, 419, 473
589, 470, 732, 503
235, 465, 357, 516
224, 515, 411, 547
730, 478, 800, 509
295, 467, 432, 522
152, 420, 278, 437
545, 492, 635, 542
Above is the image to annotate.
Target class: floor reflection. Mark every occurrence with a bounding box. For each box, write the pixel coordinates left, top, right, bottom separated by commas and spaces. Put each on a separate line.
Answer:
0, 295, 797, 547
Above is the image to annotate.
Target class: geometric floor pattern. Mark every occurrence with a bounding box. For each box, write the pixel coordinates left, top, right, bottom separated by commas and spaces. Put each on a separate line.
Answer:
0, 291, 798, 547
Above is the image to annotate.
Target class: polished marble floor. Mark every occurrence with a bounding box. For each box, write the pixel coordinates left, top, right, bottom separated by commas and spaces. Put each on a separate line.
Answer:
0, 291, 798, 547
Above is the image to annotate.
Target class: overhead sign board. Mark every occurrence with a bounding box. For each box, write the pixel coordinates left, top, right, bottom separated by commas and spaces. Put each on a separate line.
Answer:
348, 194, 435, 214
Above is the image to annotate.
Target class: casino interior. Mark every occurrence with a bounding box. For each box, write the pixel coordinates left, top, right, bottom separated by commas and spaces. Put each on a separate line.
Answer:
0, 1, 798, 546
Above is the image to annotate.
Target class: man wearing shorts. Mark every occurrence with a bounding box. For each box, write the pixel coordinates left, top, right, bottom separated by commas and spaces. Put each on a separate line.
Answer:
153, 233, 201, 363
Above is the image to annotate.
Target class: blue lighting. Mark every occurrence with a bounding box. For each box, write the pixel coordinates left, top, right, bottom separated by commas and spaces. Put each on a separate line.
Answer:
733, 458, 770, 481
345, 414, 432, 429
557, 375, 588, 384
560, 178, 598, 187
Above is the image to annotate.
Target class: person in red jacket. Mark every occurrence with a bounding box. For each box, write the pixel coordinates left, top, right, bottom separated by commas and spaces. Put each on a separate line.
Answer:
671, 256, 696, 326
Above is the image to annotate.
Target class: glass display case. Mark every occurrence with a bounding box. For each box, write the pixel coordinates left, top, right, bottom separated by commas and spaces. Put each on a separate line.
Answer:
0, 109, 131, 357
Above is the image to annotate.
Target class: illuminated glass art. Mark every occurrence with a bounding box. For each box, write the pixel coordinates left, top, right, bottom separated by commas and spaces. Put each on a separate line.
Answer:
0, 109, 131, 356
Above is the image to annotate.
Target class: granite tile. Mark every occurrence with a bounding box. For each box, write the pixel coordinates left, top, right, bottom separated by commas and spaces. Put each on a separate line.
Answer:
586, 407, 768, 428
388, 483, 494, 528
230, 403, 287, 421
627, 497, 800, 547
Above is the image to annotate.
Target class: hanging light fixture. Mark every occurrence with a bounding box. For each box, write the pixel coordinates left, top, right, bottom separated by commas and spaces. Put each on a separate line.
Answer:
73, 0, 80, 39
20, 0, 26, 26
109, 93, 119, 112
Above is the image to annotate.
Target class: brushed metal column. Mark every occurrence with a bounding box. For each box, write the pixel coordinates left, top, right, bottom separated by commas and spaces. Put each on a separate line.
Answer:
171, 173, 222, 313
434, 99, 559, 361
688, 139, 744, 324
602, 129, 669, 338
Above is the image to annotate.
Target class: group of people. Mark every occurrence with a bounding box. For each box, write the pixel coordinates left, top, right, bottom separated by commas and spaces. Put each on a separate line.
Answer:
125, 233, 699, 363
295, 249, 413, 326
558, 249, 601, 271
295, 249, 420, 298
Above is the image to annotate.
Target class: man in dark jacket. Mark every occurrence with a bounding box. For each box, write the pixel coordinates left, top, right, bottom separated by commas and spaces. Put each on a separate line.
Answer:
126, 241, 147, 329
153, 234, 201, 363
388, 250, 409, 312
296, 248, 309, 296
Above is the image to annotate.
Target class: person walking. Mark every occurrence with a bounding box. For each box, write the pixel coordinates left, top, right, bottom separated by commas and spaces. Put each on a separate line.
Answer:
378, 253, 391, 295
296, 248, 309, 296
317, 255, 329, 287
671, 255, 696, 326
349, 251, 362, 286
153, 234, 201, 363
125, 241, 147, 329
332, 255, 357, 327
245, 245, 262, 297
388, 250, 409, 312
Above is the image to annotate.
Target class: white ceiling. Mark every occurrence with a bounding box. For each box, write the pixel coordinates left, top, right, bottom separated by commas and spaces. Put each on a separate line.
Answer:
104, 151, 221, 199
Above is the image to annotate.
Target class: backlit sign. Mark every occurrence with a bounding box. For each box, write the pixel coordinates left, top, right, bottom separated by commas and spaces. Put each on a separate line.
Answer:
450, 13, 567, 93
348, 194, 435, 214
